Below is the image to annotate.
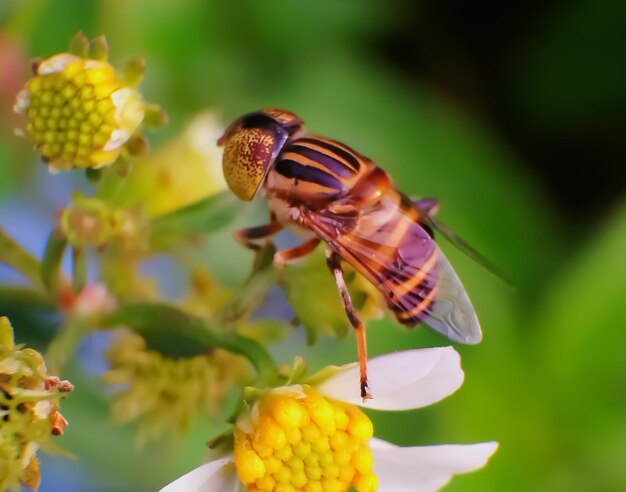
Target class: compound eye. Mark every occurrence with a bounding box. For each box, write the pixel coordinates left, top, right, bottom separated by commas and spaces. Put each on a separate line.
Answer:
222, 127, 279, 201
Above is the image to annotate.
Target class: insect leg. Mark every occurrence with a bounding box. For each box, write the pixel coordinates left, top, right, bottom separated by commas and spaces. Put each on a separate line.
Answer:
325, 249, 372, 401
274, 238, 321, 265
234, 220, 284, 252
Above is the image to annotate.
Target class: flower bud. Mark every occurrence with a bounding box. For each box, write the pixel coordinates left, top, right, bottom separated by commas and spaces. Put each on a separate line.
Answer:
13, 34, 160, 172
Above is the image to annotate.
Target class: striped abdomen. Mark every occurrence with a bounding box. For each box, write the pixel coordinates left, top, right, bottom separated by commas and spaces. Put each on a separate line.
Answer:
332, 190, 440, 326
297, 171, 440, 327
266, 136, 367, 202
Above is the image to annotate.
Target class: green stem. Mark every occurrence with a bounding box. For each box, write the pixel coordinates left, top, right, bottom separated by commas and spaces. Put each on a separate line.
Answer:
71, 246, 87, 294
0, 286, 55, 309
41, 229, 68, 293
0, 227, 42, 286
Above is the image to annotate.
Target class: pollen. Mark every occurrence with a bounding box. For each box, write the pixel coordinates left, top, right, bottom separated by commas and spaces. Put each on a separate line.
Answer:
14, 53, 145, 172
234, 386, 377, 492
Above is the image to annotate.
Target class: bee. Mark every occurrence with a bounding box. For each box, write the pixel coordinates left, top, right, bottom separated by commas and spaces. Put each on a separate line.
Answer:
218, 108, 482, 399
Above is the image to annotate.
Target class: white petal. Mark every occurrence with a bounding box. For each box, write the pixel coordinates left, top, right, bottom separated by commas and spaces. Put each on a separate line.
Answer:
103, 129, 127, 152
318, 347, 463, 410
13, 89, 30, 114
158, 457, 239, 492
37, 53, 80, 75
371, 438, 498, 492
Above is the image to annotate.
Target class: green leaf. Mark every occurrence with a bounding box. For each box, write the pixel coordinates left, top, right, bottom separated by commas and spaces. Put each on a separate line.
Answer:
282, 249, 349, 344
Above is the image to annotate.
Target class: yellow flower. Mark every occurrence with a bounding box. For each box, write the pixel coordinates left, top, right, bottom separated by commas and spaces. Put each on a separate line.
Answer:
102, 331, 248, 446
0, 317, 73, 491
234, 385, 376, 492
160, 349, 498, 492
13, 35, 149, 172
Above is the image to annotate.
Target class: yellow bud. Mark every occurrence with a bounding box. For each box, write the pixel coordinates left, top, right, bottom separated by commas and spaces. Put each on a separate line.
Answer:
333, 406, 349, 431
275, 443, 293, 462
347, 407, 374, 442
291, 470, 308, 488
269, 395, 306, 429
273, 466, 292, 484
353, 472, 378, 492
263, 456, 282, 474
338, 465, 356, 483
253, 415, 287, 450
304, 390, 336, 435
351, 445, 374, 474
305, 465, 322, 481
302, 423, 321, 442
322, 478, 346, 492
304, 482, 323, 492
284, 426, 302, 445
287, 455, 304, 473
256, 474, 275, 491
234, 436, 266, 484
275, 484, 295, 492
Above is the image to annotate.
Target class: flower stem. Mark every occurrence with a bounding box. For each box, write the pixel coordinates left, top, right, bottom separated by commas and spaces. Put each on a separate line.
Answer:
40, 229, 68, 293
0, 227, 42, 287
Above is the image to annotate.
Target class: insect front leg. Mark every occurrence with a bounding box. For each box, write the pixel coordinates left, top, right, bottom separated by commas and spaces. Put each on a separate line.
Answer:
234, 219, 284, 271
234, 220, 284, 252
273, 238, 321, 265
325, 249, 372, 401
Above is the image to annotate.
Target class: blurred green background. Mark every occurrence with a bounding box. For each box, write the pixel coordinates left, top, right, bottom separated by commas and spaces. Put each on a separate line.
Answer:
1, 1, 625, 491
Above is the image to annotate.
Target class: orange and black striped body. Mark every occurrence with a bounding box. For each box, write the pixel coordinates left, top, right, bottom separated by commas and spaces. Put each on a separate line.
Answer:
265, 135, 441, 329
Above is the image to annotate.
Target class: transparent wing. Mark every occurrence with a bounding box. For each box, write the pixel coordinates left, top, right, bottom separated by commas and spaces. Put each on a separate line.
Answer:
420, 246, 481, 344
302, 192, 481, 345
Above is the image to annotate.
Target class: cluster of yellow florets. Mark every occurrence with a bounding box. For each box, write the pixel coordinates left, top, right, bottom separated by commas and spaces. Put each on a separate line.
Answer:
102, 331, 246, 446
12, 33, 157, 173
20, 54, 139, 170
234, 385, 377, 492
0, 317, 73, 491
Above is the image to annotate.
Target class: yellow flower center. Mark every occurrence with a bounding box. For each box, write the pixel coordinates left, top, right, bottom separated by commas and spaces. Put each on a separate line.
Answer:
234, 385, 377, 492
19, 54, 143, 170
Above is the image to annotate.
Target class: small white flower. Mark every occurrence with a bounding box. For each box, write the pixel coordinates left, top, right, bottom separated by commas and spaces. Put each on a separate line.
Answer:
159, 347, 498, 492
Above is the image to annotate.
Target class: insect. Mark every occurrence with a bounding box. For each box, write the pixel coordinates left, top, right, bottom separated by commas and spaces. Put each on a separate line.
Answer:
218, 108, 482, 399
